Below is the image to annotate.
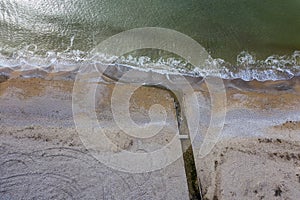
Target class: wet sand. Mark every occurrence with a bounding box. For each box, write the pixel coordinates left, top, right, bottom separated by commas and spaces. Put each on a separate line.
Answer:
1, 72, 300, 199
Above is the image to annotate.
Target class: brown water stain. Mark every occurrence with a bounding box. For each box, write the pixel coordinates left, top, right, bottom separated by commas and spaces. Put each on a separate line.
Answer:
0, 78, 74, 98
224, 78, 300, 110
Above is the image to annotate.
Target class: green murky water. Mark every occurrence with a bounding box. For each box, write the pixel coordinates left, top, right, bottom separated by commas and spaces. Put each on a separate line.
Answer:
0, 0, 300, 80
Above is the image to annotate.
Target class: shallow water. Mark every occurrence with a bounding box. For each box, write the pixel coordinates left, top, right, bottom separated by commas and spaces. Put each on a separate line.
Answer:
0, 0, 300, 80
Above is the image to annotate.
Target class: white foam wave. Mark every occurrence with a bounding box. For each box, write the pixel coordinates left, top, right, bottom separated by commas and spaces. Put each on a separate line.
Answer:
0, 46, 299, 81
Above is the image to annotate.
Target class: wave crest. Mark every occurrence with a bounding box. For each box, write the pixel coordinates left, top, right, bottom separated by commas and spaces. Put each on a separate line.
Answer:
0, 46, 299, 81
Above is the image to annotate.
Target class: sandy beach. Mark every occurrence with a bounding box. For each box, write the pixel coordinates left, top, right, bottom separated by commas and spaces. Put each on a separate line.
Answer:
1, 0, 300, 199
196, 78, 300, 199
1, 73, 300, 199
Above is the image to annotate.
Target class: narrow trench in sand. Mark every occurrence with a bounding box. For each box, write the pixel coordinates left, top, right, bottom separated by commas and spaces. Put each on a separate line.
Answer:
143, 83, 203, 200
102, 70, 203, 199
172, 92, 203, 200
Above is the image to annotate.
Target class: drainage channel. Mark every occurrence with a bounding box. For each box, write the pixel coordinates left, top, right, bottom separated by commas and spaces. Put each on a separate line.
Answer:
102, 71, 203, 200
173, 92, 203, 200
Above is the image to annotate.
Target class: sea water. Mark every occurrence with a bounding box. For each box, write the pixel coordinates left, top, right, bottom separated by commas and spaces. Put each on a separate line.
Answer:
0, 0, 299, 81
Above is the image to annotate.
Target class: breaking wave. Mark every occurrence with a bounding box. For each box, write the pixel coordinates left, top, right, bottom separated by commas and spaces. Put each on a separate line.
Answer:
0, 45, 299, 81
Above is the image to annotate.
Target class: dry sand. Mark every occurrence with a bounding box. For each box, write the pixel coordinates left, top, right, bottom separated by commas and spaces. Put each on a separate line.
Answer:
0, 76, 189, 199
195, 78, 300, 200
1, 73, 300, 200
